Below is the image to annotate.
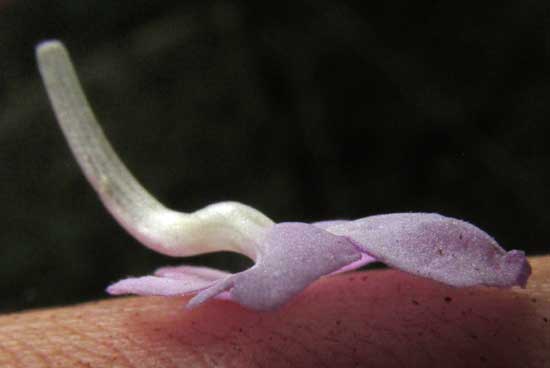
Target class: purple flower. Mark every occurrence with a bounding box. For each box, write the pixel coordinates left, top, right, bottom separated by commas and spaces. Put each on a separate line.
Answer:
37, 40, 531, 312
108, 215, 530, 311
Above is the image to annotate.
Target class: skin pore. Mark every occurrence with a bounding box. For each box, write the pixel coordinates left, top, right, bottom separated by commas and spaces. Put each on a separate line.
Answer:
0, 256, 548, 368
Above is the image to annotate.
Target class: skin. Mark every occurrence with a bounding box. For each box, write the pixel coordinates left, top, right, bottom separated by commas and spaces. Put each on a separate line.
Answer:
0, 256, 548, 368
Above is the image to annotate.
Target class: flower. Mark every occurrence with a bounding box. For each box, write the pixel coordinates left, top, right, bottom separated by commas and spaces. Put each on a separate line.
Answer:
36, 40, 531, 311
107, 215, 530, 311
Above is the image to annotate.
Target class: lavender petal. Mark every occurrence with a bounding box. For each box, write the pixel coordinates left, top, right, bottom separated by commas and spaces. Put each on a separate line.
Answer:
325, 213, 531, 288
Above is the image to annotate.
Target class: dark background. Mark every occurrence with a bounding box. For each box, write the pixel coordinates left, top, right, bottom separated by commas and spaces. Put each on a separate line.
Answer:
0, 0, 548, 313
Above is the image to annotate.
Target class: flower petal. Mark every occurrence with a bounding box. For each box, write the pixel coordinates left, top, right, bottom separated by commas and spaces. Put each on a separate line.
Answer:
325, 213, 531, 288
154, 265, 230, 280
330, 253, 378, 275
189, 222, 363, 310
313, 220, 349, 229
314, 220, 379, 274
107, 265, 229, 296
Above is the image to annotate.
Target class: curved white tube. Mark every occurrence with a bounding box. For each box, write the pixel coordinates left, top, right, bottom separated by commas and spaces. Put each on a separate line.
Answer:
36, 40, 274, 259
